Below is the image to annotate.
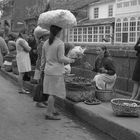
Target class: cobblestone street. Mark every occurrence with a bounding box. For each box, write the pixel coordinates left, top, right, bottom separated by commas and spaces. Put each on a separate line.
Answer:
0, 73, 115, 140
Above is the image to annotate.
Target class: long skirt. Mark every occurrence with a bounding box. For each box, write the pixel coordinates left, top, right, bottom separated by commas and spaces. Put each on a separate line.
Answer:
43, 74, 66, 99
93, 73, 117, 90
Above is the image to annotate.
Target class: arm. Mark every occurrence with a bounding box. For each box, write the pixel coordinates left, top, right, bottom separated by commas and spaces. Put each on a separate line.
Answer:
93, 56, 103, 72
40, 45, 46, 71
57, 43, 74, 64
19, 39, 31, 52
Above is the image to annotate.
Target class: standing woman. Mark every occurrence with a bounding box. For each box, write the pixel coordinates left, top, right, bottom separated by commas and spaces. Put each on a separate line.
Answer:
41, 25, 75, 120
16, 32, 31, 94
131, 37, 140, 100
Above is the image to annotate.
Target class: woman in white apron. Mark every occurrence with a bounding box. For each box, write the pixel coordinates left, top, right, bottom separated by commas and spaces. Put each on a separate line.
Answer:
16, 33, 31, 94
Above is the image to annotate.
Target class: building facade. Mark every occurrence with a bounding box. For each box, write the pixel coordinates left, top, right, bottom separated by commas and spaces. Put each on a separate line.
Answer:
68, 0, 116, 45
115, 0, 140, 44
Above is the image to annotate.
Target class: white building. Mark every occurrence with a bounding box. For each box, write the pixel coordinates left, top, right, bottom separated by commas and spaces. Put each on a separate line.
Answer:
115, 0, 140, 44
68, 0, 116, 45
67, 0, 140, 45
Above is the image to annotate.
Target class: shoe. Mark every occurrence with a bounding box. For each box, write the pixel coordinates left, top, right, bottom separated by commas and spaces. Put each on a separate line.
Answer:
45, 115, 61, 120
36, 103, 47, 108
18, 90, 30, 94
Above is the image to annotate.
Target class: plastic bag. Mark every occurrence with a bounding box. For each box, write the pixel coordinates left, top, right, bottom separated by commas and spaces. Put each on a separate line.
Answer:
38, 9, 77, 29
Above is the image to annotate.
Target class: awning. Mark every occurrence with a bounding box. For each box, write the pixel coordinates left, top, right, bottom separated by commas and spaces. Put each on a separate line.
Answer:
77, 17, 115, 27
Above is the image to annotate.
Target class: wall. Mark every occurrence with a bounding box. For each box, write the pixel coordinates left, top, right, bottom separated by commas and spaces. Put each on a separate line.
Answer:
89, 2, 115, 20
71, 45, 136, 96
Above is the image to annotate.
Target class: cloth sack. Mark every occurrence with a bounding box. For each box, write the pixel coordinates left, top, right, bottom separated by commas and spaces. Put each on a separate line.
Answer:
38, 9, 77, 29
68, 46, 86, 59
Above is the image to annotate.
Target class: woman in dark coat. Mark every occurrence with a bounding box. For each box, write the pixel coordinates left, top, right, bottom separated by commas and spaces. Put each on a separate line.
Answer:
131, 37, 140, 100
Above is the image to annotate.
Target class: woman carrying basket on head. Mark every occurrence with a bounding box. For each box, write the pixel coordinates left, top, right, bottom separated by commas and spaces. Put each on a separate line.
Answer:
39, 10, 77, 120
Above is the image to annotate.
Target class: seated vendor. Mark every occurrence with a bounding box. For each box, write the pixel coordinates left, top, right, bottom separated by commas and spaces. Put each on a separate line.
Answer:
92, 46, 117, 90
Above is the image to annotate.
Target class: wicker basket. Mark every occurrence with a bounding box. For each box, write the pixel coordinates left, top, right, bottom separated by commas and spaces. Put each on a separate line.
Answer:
95, 89, 113, 102
66, 83, 95, 102
111, 98, 140, 117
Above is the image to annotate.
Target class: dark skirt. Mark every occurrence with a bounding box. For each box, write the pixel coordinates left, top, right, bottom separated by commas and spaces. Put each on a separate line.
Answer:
132, 54, 140, 82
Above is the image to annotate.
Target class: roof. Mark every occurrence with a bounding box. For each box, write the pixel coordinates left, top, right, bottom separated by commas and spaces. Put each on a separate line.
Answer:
90, 0, 115, 6
77, 17, 115, 26
50, 0, 99, 11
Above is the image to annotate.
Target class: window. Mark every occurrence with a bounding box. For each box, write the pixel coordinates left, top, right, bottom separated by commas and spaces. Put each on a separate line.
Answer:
68, 29, 73, 42
88, 27, 92, 42
94, 8, 99, 19
108, 5, 113, 17
123, 1, 129, 7
130, 0, 137, 6
74, 28, 78, 42
115, 18, 122, 42
122, 18, 128, 43
78, 28, 82, 42
117, 3, 123, 8
83, 27, 87, 42
129, 17, 136, 42
105, 26, 111, 42
137, 17, 140, 40
68, 25, 111, 44
93, 26, 98, 42
99, 26, 104, 42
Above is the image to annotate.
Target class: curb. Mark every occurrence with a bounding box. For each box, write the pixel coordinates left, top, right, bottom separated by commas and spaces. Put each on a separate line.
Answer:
1, 69, 140, 140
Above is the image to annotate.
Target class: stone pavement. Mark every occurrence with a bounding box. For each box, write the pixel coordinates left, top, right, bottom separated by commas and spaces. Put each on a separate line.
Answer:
1, 69, 140, 140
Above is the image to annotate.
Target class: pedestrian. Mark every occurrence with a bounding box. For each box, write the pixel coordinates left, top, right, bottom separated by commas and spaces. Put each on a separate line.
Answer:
131, 37, 140, 100
28, 34, 38, 67
92, 46, 117, 90
0, 31, 9, 68
41, 25, 75, 120
16, 32, 31, 94
32, 26, 50, 108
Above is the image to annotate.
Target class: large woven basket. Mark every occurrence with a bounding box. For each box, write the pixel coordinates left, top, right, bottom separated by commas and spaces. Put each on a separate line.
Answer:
65, 83, 95, 102
95, 89, 113, 102
111, 98, 140, 117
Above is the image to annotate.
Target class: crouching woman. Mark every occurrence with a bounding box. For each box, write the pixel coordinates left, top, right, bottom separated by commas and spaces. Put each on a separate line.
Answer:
92, 46, 117, 90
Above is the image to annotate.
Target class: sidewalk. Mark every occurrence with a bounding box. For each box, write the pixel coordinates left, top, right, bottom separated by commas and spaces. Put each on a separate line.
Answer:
1, 69, 140, 140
